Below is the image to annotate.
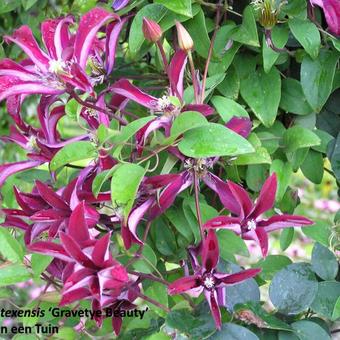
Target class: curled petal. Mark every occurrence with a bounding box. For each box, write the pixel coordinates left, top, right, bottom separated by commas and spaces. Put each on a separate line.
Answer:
68, 201, 90, 244
203, 216, 241, 234
4, 26, 50, 72
203, 172, 240, 215
182, 104, 214, 116
143, 173, 180, 189
110, 79, 158, 109
74, 8, 119, 68
245, 228, 269, 257
92, 232, 112, 267
106, 17, 129, 74
0, 59, 37, 81
28, 241, 71, 262
249, 173, 277, 219
258, 214, 314, 232
202, 230, 219, 272
59, 288, 91, 306
169, 50, 187, 99
0, 160, 43, 187
225, 117, 252, 138
168, 275, 201, 295
113, 0, 130, 11
0, 76, 63, 102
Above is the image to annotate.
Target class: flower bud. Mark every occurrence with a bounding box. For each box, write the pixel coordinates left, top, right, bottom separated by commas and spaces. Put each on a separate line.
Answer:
175, 21, 193, 52
142, 17, 163, 43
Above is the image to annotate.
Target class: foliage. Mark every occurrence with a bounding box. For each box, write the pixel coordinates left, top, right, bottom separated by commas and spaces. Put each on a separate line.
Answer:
0, 0, 339, 339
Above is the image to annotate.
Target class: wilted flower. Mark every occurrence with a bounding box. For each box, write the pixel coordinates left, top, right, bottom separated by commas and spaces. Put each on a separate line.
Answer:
168, 230, 261, 329
204, 173, 313, 257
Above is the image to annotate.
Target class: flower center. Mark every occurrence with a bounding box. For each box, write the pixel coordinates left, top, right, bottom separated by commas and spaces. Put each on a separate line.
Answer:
203, 275, 215, 289
26, 135, 38, 151
48, 59, 67, 74
246, 219, 257, 231
184, 158, 213, 178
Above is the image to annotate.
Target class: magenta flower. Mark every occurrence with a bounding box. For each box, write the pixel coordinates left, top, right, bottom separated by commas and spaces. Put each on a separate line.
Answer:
111, 50, 214, 154
310, 0, 340, 35
204, 173, 313, 257
121, 173, 181, 249
168, 230, 261, 329
28, 201, 137, 336
0, 8, 121, 102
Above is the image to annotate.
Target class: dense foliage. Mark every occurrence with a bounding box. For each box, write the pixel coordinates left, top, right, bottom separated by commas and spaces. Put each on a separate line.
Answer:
0, 0, 339, 339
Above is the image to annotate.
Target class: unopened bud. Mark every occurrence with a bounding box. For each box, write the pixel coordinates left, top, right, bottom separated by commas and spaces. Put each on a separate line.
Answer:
175, 21, 193, 52
142, 17, 163, 43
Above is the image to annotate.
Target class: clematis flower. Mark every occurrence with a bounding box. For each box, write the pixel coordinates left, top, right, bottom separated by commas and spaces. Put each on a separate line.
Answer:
310, 0, 340, 36
168, 230, 261, 329
203, 173, 313, 257
0, 8, 121, 102
110, 50, 214, 154
28, 201, 138, 335
121, 173, 181, 249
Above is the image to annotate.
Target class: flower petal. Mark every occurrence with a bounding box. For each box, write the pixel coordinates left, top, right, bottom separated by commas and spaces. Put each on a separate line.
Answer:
28, 241, 71, 262
112, 0, 130, 11
203, 216, 241, 234
203, 172, 240, 215
92, 232, 112, 266
249, 173, 277, 219
204, 289, 222, 330
59, 287, 91, 306
258, 214, 314, 232
106, 17, 129, 74
4, 26, 50, 72
0, 160, 43, 187
216, 268, 261, 285
182, 104, 214, 116
168, 275, 201, 295
74, 8, 118, 68
35, 180, 69, 211
202, 230, 219, 272
169, 50, 187, 99
227, 180, 253, 219
68, 201, 90, 244
110, 79, 158, 109
0, 59, 37, 81
225, 116, 252, 138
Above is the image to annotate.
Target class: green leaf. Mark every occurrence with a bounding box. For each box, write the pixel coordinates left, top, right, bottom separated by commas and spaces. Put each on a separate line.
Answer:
234, 146, 271, 165
217, 229, 249, 258
312, 130, 333, 153
211, 96, 249, 122
92, 167, 117, 198
256, 255, 292, 281
269, 263, 318, 314
178, 123, 254, 158
232, 6, 259, 47
217, 66, 240, 100
154, 0, 192, 17
170, 111, 208, 139
311, 243, 338, 281
129, 4, 167, 55
300, 149, 324, 184
109, 116, 156, 144
280, 78, 313, 115
262, 25, 289, 73
0, 229, 24, 263
328, 132, 340, 181
50, 141, 97, 171
301, 50, 339, 112
332, 297, 340, 320
289, 18, 320, 59
311, 281, 340, 319
240, 67, 281, 127
184, 9, 211, 58
21, 0, 38, 10
133, 244, 157, 274
283, 126, 320, 153
0, 0, 21, 14
210, 323, 259, 340
166, 207, 194, 243
65, 98, 81, 120
0, 263, 31, 286
280, 228, 294, 251
110, 163, 146, 220
291, 320, 331, 340
270, 159, 293, 201
155, 219, 177, 256
302, 220, 331, 247
31, 253, 53, 278
144, 282, 168, 317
